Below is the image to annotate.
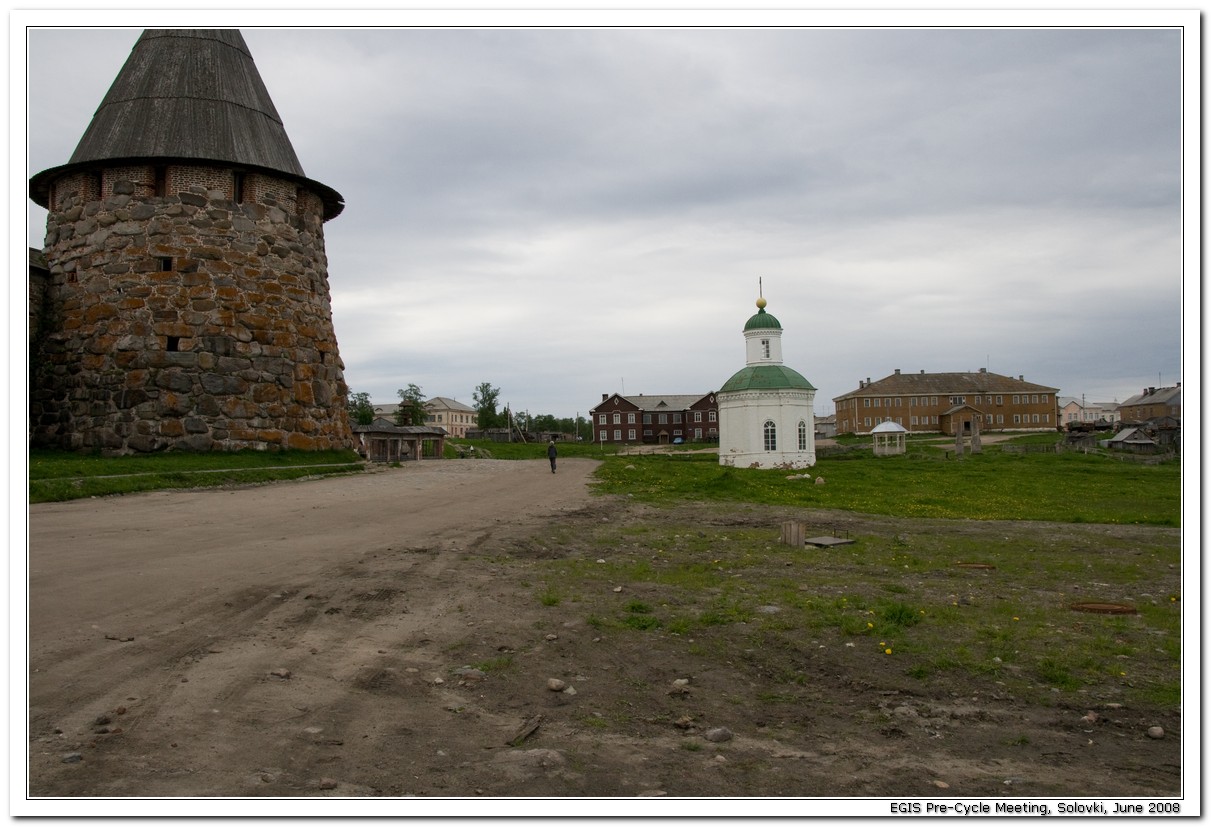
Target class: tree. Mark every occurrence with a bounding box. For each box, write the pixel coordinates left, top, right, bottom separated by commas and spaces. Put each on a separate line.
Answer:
472, 382, 501, 430
395, 383, 427, 426
347, 391, 375, 426
531, 413, 558, 433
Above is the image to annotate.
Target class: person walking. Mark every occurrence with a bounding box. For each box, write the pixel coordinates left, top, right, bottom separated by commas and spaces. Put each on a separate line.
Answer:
547, 439, 557, 473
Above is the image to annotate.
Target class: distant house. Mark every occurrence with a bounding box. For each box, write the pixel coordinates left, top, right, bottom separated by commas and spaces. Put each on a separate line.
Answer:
814, 414, 837, 439
1118, 385, 1181, 424
369, 396, 476, 437
832, 369, 1060, 436
590, 392, 718, 445
1058, 397, 1121, 428
424, 396, 476, 438
1106, 426, 1160, 454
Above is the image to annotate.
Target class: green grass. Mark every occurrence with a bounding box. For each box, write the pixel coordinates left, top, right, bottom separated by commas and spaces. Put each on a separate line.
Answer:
472, 655, 515, 674
591, 445, 1179, 525
528, 517, 1181, 711
28, 448, 364, 503
538, 583, 562, 607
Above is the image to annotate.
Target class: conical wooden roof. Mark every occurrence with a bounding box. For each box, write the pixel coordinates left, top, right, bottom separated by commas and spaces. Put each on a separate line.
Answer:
30, 29, 343, 219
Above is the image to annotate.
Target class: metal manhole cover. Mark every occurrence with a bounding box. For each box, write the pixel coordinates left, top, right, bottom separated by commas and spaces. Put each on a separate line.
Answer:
1069, 602, 1138, 615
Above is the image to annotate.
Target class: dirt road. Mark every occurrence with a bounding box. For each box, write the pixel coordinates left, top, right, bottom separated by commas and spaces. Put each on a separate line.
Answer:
27, 458, 599, 804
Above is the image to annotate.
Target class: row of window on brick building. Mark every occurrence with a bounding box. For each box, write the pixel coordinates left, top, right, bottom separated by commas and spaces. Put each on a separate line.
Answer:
865, 413, 1052, 428
597, 410, 719, 442
597, 411, 718, 425
859, 393, 1051, 408
603, 428, 720, 442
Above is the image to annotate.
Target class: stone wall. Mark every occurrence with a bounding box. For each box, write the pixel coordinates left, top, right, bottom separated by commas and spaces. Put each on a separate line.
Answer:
31, 164, 354, 454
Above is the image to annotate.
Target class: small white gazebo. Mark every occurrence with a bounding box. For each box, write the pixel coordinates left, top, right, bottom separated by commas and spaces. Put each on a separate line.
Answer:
871, 420, 908, 456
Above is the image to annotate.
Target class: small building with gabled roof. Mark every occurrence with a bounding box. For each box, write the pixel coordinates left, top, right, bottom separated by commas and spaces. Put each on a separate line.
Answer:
352, 418, 447, 462
1106, 426, 1160, 454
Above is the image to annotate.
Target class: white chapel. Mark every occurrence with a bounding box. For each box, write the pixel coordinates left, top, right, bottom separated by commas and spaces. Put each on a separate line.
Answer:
717, 294, 817, 469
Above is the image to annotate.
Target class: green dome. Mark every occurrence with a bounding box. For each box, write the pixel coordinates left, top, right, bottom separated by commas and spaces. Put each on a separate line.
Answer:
743, 307, 782, 331
719, 365, 815, 393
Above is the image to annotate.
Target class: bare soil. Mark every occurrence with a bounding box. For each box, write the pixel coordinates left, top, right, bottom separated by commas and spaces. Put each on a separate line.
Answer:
26, 457, 1181, 806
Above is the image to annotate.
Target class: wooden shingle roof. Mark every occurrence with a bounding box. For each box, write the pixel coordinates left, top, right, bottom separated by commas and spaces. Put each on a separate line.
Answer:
30, 29, 343, 219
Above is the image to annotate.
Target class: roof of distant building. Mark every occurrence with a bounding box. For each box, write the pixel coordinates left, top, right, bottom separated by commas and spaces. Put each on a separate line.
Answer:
833, 370, 1058, 401
1058, 397, 1121, 409
1120, 385, 1182, 407
590, 392, 714, 413
352, 418, 446, 436
1107, 426, 1157, 445
425, 396, 476, 412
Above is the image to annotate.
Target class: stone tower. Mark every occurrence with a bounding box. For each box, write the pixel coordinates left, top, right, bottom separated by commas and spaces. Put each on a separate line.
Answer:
28, 29, 353, 454
717, 295, 817, 469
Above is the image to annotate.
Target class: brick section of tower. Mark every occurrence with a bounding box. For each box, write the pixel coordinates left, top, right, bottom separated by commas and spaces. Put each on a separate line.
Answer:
30, 163, 354, 454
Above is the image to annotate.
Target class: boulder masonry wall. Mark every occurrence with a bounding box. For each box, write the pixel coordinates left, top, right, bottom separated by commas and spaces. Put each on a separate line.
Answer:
31, 166, 354, 455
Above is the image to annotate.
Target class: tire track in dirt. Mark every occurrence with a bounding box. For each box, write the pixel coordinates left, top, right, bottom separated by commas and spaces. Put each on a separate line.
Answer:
27, 459, 599, 797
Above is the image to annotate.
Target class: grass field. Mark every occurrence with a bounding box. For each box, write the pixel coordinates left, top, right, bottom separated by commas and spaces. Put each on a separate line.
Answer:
519, 506, 1182, 712
590, 446, 1180, 525
28, 448, 363, 503
28, 435, 1180, 527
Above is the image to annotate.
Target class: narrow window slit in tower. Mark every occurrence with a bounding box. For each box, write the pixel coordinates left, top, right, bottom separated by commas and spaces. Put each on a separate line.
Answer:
159, 257, 173, 272
166, 336, 180, 353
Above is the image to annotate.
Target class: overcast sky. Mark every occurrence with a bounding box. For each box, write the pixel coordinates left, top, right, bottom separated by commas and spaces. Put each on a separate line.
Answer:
23, 15, 1193, 420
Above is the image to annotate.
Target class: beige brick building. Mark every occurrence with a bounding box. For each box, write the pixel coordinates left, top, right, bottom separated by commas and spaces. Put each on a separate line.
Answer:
833, 369, 1060, 436
424, 397, 476, 438
1117, 385, 1181, 423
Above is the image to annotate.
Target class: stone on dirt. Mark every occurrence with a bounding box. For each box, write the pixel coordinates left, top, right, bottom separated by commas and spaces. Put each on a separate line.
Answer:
704, 727, 733, 743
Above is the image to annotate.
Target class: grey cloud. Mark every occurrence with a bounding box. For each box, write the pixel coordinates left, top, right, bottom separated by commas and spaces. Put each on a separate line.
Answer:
26, 24, 1185, 417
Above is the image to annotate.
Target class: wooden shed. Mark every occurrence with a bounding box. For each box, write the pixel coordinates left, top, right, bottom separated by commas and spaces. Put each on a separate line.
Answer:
352, 418, 447, 462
